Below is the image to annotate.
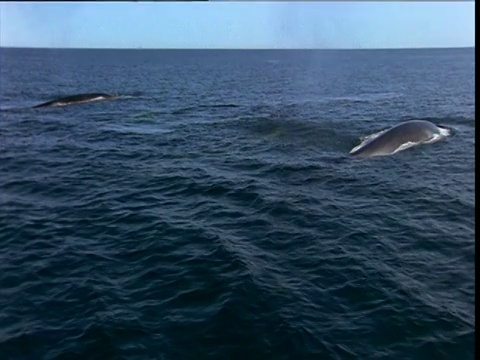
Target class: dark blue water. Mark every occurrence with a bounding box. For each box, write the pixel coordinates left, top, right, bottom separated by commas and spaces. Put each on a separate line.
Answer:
0, 48, 475, 359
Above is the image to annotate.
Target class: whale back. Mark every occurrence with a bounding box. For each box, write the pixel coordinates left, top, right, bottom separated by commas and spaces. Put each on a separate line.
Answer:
350, 120, 442, 157
33, 93, 114, 108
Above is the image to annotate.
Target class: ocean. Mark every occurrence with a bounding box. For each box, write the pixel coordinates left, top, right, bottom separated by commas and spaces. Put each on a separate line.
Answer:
0, 48, 475, 359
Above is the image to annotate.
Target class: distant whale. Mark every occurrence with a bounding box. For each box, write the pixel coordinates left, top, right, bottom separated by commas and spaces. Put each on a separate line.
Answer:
32, 93, 117, 108
349, 120, 450, 158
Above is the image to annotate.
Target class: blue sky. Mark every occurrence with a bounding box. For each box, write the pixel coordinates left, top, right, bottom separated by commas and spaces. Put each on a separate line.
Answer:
0, 1, 475, 49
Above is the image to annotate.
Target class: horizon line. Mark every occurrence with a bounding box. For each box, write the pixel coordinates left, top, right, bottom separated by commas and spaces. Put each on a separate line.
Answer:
0, 46, 474, 51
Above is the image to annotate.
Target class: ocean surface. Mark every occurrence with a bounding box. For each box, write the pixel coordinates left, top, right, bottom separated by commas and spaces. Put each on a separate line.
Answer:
0, 48, 475, 359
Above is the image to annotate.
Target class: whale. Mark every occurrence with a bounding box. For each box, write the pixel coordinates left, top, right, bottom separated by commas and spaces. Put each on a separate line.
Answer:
32, 93, 117, 108
349, 120, 450, 158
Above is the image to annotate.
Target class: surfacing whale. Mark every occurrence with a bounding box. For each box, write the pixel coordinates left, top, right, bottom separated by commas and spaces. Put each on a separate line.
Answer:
32, 93, 117, 108
349, 120, 450, 158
